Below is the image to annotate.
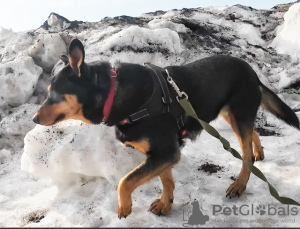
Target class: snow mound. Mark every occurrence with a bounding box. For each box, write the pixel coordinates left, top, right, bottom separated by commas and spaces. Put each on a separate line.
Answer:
148, 19, 187, 33
0, 149, 11, 165
191, 5, 265, 46
271, 2, 300, 60
91, 25, 183, 66
0, 27, 17, 58
0, 32, 35, 63
21, 120, 145, 188
47, 13, 71, 31
28, 34, 67, 72
0, 103, 39, 151
0, 55, 42, 106
0, 103, 38, 137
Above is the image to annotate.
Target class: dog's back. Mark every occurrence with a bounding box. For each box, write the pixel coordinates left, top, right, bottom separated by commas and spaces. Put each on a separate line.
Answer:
166, 55, 299, 130
166, 55, 262, 124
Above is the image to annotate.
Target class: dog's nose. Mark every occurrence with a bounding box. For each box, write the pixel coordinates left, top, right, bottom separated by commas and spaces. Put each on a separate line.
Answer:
32, 115, 40, 124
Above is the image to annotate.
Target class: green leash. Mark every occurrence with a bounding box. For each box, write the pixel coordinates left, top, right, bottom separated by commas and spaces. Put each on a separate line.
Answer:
165, 69, 300, 206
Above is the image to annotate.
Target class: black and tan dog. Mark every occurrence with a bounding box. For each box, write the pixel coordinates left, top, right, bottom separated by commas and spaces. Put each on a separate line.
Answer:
33, 38, 299, 218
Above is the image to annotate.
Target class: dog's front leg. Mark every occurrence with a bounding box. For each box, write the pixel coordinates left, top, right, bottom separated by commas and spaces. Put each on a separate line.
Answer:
149, 168, 174, 215
117, 154, 180, 219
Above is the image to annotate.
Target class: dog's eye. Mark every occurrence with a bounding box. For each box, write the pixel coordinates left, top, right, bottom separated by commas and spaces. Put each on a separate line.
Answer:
47, 97, 54, 105
48, 90, 65, 104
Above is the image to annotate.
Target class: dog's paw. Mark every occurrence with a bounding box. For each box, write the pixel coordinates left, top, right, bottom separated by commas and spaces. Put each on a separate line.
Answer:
254, 145, 265, 161
149, 198, 172, 216
226, 180, 246, 198
118, 200, 132, 219
118, 202, 132, 219
254, 151, 265, 161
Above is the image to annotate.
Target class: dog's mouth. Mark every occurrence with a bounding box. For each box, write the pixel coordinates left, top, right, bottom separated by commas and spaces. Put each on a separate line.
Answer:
53, 113, 66, 124
44, 122, 56, 126
33, 113, 66, 126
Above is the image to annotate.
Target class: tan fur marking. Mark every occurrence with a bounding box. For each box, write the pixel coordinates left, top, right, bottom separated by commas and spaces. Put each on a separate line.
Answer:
149, 168, 175, 215
64, 94, 92, 124
221, 106, 265, 161
36, 101, 70, 125
64, 94, 80, 111
47, 85, 51, 91
252, 130, 265, 161
219, 105, 230, 116
72, 109, 92, 124
34, 94, 91, 125
124, 139, 150, 154
118, 162, 174, 218
159, 169, 174, 203
221, 111, 254, 162
221, 110, 254, 197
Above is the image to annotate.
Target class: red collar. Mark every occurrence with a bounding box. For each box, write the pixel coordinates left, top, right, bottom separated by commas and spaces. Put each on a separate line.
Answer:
102, 69, 117, 123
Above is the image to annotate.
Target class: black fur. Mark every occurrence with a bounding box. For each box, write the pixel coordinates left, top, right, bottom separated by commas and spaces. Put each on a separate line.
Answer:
260, 83, 300, 129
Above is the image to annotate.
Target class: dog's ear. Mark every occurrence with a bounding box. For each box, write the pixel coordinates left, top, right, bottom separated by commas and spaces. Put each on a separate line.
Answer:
60, 54, 69, 65
68, 38, 85, 76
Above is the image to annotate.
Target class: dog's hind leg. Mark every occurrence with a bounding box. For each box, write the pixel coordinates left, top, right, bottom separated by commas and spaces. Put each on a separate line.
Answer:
252, 130, 265, 161
221, 110, 255, 198
222, 109, 264, 162
117, 153, 180, 218
149, 168, 175, 215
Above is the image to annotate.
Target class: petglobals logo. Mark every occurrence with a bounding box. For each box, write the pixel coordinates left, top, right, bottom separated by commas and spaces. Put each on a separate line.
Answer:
212, 204, 299, 216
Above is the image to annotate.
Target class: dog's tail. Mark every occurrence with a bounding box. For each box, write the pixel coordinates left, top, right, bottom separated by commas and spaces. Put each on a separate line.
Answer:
259, 83, 299, 129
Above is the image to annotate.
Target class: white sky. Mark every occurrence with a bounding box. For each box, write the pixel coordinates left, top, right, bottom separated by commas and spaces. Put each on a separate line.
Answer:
0, 0, 296, 32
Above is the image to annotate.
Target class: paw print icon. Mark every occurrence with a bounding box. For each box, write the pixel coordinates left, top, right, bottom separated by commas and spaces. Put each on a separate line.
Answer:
256, 205, 266, 215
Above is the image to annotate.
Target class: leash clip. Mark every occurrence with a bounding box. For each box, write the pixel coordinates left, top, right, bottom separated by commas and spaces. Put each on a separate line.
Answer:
165, 69, 189, 102
176, 91, 188, 102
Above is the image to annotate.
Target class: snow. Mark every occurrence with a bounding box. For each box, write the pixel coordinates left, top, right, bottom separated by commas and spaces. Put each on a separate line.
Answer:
235, 23, 265, 46
47, 14, 71, 32
0, 56, 42, 106
0, 32, 35, 63
82, 25, 183, 66
148, 19, 188, 33
191, 6, 265, 46
1, 2, 300, 227
28, 34, 67, 72
271, 2, 300, 60
21, 120, 145, 187
0, 27, 16, 56
101, 25, 182, 54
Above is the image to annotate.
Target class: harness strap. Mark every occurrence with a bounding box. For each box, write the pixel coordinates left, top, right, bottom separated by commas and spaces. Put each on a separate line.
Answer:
120, 64, 164, 124
119, 63, 186, 136
144, 63, 172, 109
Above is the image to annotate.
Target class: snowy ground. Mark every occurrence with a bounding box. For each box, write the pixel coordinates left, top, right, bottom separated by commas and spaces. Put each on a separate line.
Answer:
1, 1, 300, 227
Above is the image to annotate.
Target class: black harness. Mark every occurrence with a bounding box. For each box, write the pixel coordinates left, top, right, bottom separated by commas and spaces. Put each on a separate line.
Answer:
119, 63, 186, 136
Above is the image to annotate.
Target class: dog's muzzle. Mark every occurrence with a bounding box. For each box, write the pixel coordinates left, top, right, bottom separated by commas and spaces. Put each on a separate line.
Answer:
32, 114, 40, 124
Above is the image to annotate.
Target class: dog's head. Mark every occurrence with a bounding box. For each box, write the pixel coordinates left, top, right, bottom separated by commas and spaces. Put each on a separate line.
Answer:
32, 38, 109, 126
